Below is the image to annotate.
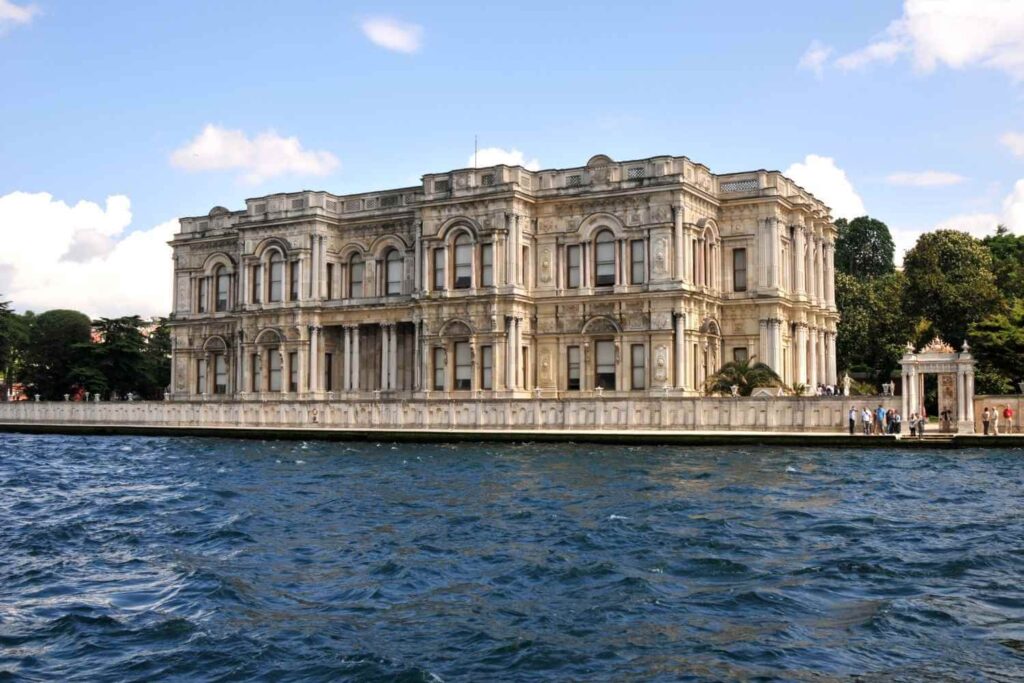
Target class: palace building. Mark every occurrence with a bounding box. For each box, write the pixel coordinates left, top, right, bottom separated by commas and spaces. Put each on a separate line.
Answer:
167, 153, 838, 401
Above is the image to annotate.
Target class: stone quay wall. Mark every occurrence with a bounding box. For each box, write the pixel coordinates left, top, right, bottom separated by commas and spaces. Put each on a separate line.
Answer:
974, 395, 1024, 434
0, 396, 898, 434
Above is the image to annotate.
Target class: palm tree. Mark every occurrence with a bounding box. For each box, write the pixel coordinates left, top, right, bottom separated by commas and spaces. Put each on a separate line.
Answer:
704, 356, 784, 396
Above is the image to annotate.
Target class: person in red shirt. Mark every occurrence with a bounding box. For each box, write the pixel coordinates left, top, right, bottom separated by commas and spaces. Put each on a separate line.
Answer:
1004, 405, 1016, 434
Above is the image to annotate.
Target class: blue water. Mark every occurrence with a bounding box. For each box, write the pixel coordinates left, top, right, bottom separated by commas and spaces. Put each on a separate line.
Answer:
2, 436, 1024, 681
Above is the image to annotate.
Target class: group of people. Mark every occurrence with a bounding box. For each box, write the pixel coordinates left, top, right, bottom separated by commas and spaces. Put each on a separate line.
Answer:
981, 405, 1017, 435
847, 405, 930, 437
814, 384, 840, 396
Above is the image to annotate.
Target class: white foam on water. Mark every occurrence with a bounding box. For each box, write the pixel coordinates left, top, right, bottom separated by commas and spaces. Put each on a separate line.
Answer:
609, 514, 629, 521
295, 459, 305, 465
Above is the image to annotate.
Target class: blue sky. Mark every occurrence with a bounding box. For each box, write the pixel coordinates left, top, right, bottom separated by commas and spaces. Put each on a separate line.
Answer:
1, 0, 1023, 316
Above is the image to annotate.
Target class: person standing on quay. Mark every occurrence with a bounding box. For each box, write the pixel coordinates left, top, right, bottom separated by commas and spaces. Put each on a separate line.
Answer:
894, 410, 902, 435
983, 407, 991, 435
876, 405, 887, 436
1004, 405, 1015, 434
862, 407, 872, 435
909, 413, 917, 437
849, 406, 856, 435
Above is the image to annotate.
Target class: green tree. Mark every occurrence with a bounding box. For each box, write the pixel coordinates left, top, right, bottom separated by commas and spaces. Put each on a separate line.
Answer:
0, 298, 29, 399
22, 309, 93, 399
969, 300, 1024, 388
902, 230, 1002, 349
835, 271, 916, 385
834, 216, 896, 278
143, 319, 171, 398
705, 357, 783, 396
92, 316, 149, 398
982, 225, 1024, 302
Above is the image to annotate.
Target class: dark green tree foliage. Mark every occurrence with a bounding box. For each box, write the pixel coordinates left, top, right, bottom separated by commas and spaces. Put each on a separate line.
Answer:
0, 298, 29, 399
970, 300, 1024, 388
90, 316, 171, 399
705, 357, 783, 396
144, 320, 171, 397
834, 216, 896, 278
982, 225, 1024, 302
835, 271, 915, 384
902, 230, 1001, 349
23, 309, 92, 399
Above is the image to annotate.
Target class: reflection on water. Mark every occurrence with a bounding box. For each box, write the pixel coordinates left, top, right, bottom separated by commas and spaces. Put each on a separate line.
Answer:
1, 435, 1024, 681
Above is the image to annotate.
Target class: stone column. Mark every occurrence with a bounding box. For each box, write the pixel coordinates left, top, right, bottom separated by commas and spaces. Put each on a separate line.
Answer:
908, 367, 918, 415
236, 333, 244, 396
619, 239, 627, 285
965, 371, 975, 422
758, 319, 769, 366
414, 231, 422, 295
808, 328, 818, 388
674, 312, 686, 389
380, 323, 390, 390
793, 227, 805, 297
352, 326, 361, 391
673, 208, 684, 282
413, 321, 421, 391
825, 242, 836, 308
505, 317, 514, 391
310, 235, 318, 300
389, 324, 398, 391
956, 370, 966, 423
513, 317, 522, 390
827, 332, 837, 385
901, 369, 909, 418
342, 327, 351, 391
309, 326, 320, 393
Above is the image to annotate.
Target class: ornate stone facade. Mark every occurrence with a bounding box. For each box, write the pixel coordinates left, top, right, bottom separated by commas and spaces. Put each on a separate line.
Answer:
167, 153, 838, 401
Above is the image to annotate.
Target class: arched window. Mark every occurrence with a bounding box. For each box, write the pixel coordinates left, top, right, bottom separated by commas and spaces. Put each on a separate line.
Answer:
594, 231, 615, 286
215, 266, 230, 312
453, 233, 472, 289
385, 249, 403, 296
349, 254, 364, 298
268, 252, 284, 302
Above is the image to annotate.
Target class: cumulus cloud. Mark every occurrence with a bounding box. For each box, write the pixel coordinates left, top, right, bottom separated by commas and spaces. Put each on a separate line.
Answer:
798, 40, 833, 78
1000, 131, 1024, 157
170, 124, 339, 185
836, 0, 1024, 79
468, 147, 540, 171
784, 154, 866, 220
360, 17, 422, 54
886, 171, 966, 187
0, 0, 38, 32
0, 191, 176, 318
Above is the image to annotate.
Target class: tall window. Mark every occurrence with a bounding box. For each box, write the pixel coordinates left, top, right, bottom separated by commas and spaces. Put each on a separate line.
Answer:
566, 245, 581, 288
324, 353, 333, 392
521, 246, 530, 286
454, 342, 471, 390
349, 255, 364, 298
214, 354, 228, 394
196, 358, 207, 394
251, 354, 262, 392
567, 345, 581, 390
733, 347, 748, 362
480, 244, 493, 287
288, 351, 298, 392
326, 263, 334, 300
630, 240, 645, 285
433, 249, 445, 290
251, 264, 262, 303
289, 261, 300, 301
480, 345, 493, 390
269, 253, 283, 302
595, 340, 616, 390
433, 348, 446, 390
216, 268, 230, 312
268, 351, 282, 391
197, 278, 208, 313
386, 249, 403, 296
595, 232, 615, 286
454, 234, 472, 289
631, 344, 646, 390
733, 248, 747, 292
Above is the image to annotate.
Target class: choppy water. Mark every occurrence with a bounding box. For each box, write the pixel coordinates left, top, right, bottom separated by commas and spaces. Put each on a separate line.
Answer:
2, 436, 1024, 681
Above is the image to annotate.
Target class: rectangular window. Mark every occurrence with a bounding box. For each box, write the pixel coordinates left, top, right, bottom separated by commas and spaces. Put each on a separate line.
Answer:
197, 278, 208, 313
269, 261, 283, 302
566, 174, 582, 187
480, 345, 493, 390
627, 166, 645, 180
567, 245, 581, 288
631, 344, 646, 390
251, 354, 262, 392
454, 342, 471, 390
455, 244, 472, 289
480, 244, 493, 286
595, 340, 615, 390
433, 249, 445, 290
268, 351, 282, 392
326, 263, 334, 300
433, 347, 446, 391
324, 353, 333, 392
252, 265, 262, 303
522, 246, 530, 286
386, 255, 402, 295
216, 273, 229, 311
289, 261, 300, 301
630, 240, 645, 285
289, 351, 298, 392
733, 347, 749, 363
733, 248, 747, 292
595, 240, 615, 286
214, 354, 228, 394
567, 346, 581, 391
350, 261, 364, 298
196, 358, 207, 394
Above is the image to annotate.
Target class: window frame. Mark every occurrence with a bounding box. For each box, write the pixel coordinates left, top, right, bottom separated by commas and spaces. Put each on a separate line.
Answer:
480, 345, 493, 390
196, 358, 207, 394
631, 344, 646, 390
453, 234, 472, 289
214, 353, 228, 394
349, 255, 364, 298
268, 253, 284, 302
215, 269, 230, 312
197, 277, 208, 313
480, 244, 493, 287
385, 249, 403, 296
289, 261, 300, 301
288, 351, 299, 393
630, 239, 645, 285
251, 264, 262, 303
432, 347, 446, 391
433, 248, 445, 291
268, 350, 282, 392
567, 345, 581, 391
733, 248, 747, 292
566, 245, 581, 288
454, 341, 471, 390
595, 340, 616, 390
594, 232, 616, 287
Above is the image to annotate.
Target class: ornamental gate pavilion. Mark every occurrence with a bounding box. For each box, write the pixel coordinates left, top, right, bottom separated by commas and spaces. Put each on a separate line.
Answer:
899, 338, 976, 434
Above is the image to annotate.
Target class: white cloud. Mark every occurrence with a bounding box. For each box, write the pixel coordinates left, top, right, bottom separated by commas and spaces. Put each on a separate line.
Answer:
1000, 131, 1024, 157
360, 17, 422, 54
468, 147, 540, 171
836, 0, 1024, 79
170, 124, 339, 185
0, 0, 38, 32
886, 171, 966, 187
0, 191, 175, 318
798, 40, 833, 78
784, 154, 866, 220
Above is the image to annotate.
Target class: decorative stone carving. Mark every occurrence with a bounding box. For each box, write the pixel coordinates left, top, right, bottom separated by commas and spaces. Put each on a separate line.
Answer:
921, 337, 955, 354
540, 349, 553, 384
540, 247, 552, 283
654, 345, 668, 382
654, 237, 668, 275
